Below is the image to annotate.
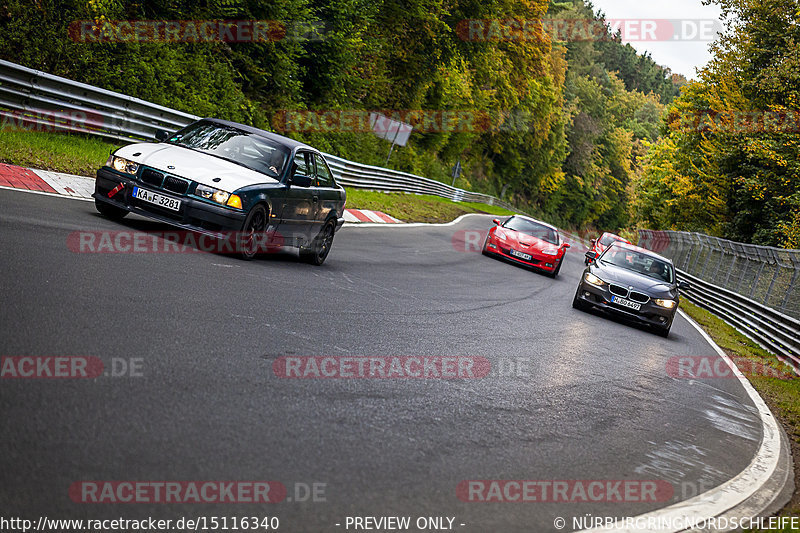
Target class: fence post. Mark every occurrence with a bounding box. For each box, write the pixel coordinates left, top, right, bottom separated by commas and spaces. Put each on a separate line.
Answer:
781, 268, 799, 313
750, 261, 766, 299
764, 250, 782, 306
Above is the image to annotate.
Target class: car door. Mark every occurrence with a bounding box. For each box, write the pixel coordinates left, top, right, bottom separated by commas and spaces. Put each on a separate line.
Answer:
310, 153, 337, 237
281, 150, 315, 246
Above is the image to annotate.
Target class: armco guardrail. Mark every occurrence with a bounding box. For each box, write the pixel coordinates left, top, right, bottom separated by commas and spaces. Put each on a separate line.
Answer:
638, 229, 800, 319
638, 229, 800, 373
0, 60, 198, 142
0, 59, 515, 211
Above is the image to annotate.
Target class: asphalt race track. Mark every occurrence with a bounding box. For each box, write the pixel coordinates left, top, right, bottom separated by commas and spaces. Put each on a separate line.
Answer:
0, 188, 764, 532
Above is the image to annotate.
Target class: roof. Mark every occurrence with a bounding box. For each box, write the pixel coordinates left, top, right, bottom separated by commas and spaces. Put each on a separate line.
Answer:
201, 118, 314, 152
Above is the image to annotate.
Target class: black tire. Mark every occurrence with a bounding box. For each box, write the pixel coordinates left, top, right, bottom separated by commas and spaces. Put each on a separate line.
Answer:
550, 257, 563, 278
300, 219, 336, 266
481, 234, 491, 256
655, 323, 672, 338
572, 286, 588, 310
95, 199, 128, 220
239, 204, 268, 260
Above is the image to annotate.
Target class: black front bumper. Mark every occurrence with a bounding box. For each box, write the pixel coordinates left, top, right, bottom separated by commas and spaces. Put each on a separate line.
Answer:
575, 280, 676, 327
94, 168, 246, 236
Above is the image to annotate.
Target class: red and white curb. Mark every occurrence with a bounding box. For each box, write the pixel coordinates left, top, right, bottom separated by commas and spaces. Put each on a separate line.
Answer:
0, 163, 94, 199
0, 163, 402, 223
343, 209, 401, 224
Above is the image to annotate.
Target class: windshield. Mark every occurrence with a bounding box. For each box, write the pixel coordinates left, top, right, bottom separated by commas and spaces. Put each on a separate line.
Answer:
503, 217, 558, 244
599, 233, 622, 246
168, 122, 290, 178
600, 246, 675, 283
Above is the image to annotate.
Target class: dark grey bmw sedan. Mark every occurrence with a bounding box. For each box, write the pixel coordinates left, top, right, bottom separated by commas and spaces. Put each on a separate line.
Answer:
572, 242, 688, 336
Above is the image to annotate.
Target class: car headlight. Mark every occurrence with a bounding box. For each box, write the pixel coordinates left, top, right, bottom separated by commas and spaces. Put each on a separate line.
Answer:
584, 272, 606, 286
493, 231, 505, 241
195, 184, 242, 208
655, 298, 677, 309
108, 156, 138, 175
542, 248, 559, 255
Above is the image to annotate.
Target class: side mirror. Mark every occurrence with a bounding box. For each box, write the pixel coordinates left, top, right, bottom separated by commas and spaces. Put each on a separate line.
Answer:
590, 239, 596, 246
562, 243, 571, 249
155, 129, 170, 142
492, 218, 501, 225
678, 281, 691, 291
290, 174, 312, 188
585, 251, 598, 262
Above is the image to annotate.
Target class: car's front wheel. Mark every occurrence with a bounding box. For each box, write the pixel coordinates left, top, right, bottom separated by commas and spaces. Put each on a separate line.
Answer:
240, 204, 268, 260
572, 286, 588, 310
95, 199, 128, 220
550, 257, 564, 278
654, 322, 672, 338
300, 219, 335, 266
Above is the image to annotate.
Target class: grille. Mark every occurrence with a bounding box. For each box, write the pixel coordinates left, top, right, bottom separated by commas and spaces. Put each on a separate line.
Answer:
163, 176, 189, 195
609, 284, 628, 297
629, 291, 650, 303
141, 168, 163, 187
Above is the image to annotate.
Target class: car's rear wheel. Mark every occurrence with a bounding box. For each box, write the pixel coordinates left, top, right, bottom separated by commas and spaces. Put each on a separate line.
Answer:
300, 219, 335, 266
240, 204, 268, 260
95, 199, 128, 220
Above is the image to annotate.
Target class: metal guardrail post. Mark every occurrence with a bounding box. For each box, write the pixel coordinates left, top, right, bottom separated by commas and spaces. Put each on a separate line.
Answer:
782, 268, 799, 313
680, 234, 692, 270
699, 238, 716, 279
764, 250, 782, 306
722, 243, 736, 287
750, 261, 766, 299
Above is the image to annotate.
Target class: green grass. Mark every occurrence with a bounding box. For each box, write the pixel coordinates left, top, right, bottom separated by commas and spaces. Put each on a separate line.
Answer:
680, 301, 800, 530
344, 188, 515, 223
0, 128, 119, 176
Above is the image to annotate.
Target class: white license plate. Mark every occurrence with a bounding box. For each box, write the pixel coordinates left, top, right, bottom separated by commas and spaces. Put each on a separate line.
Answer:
611, 296, 641, 311
133, 186, 181, 211
509, 249, 532, 261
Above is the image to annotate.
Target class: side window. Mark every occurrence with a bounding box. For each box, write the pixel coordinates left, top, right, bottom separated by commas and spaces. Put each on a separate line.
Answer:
314, 154, 333, 187
292, 151, 311, 178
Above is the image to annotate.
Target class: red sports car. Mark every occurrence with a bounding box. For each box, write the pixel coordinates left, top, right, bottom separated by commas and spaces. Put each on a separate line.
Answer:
585, 232, 631, 265
482, 215, 571, 277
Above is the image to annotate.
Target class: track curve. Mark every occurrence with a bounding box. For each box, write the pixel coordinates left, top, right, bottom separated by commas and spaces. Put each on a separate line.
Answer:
0, 189, 769, 531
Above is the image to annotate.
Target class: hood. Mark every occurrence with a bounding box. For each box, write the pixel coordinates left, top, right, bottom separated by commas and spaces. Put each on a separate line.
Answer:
498, 228, 559, 251
592, 262, 674, 295
115, 143, 279, 192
